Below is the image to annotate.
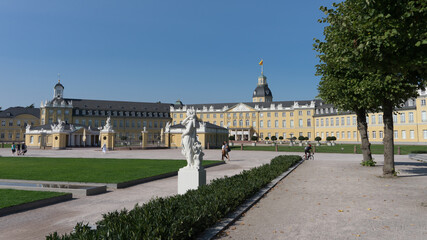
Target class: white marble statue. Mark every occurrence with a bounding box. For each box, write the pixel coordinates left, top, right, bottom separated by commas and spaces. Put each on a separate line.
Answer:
51, 120, 65, 132
181, 108, 203, 168
165, 121, 171, 132
103, 117, 113, 131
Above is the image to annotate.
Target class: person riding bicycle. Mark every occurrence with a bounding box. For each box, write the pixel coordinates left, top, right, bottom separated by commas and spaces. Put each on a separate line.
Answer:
304, 144, 313, 160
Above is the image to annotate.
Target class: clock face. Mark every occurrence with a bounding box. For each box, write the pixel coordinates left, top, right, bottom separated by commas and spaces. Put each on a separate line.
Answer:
254, 91, 256, 95
266, 90, 270, 95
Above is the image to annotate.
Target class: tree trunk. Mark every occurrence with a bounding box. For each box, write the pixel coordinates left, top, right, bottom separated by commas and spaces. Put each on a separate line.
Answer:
382, 102, 395, 177
356, 109, 372, 162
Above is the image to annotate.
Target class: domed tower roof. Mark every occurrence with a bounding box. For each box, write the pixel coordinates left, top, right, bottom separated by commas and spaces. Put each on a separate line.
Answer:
253, 85, 272, 98
252, 74, 273, 102
54, 81, 64, 89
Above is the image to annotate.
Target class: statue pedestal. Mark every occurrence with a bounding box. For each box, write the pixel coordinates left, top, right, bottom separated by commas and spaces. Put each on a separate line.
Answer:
178, 167, 206, 194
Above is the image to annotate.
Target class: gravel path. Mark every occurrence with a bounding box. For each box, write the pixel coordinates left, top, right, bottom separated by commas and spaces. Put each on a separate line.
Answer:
216, 154, 427, 240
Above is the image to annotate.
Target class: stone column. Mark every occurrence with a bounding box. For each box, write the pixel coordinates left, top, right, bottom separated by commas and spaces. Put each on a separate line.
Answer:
141, 129, 148, 148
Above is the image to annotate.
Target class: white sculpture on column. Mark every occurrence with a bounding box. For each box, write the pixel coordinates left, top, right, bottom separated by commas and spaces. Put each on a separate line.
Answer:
178, 108, 206, 194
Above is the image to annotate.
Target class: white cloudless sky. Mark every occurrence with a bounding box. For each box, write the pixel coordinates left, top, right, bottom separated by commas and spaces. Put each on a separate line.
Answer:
0, 0, 336, 109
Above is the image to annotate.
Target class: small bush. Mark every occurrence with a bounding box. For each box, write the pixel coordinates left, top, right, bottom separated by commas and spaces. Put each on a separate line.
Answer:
410, 150, 427, 154
265, 137, 269, 141
315, 137, 322, 142
271, 136, 277, 141
47, 155, 301, 240
279, 136, 284, 141
298, 136, 305, 142
229, 136, 235, 141
361, 159, 376, 167
251, 136, 258, 141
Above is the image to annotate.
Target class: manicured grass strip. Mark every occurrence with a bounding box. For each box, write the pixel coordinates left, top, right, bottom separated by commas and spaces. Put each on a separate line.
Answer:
47, 155, 301, 240
0, 157, 219, 183
231, 144, 427, 155
0, 189, 65, 209
1, 143, 11, 148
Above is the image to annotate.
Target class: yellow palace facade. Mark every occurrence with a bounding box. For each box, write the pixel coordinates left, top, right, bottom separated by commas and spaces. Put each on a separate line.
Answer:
171, 74, 427, 144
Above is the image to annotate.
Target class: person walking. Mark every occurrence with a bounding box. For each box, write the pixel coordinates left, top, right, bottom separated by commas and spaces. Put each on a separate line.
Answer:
101, 143, 107, 154
11, 143, 16, 156
17, 143, 21, 155
21, 143, 27, 155
221, 141, 229, 161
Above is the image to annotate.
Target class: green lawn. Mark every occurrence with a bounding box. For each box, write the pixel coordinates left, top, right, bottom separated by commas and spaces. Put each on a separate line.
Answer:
0, 157, 219, 183
0, 189, 66, 209
231, 144, 427, 155
1, 143, 11, 148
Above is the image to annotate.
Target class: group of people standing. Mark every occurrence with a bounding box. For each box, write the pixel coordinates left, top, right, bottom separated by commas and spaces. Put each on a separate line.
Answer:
11, 142, 27, 156
221, 141, 231, 161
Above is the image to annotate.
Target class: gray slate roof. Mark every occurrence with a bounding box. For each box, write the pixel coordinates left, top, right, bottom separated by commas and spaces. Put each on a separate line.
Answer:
177, 99, 321, 110
0, 107, 40, 118
63, 98, 172, 112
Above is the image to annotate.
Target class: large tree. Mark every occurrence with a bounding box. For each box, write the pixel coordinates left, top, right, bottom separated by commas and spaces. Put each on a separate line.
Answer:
315, 0, 426, 176
314, 2, 378, 163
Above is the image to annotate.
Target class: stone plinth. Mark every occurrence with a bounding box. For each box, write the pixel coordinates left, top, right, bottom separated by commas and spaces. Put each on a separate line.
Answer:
178, 167, 206, 194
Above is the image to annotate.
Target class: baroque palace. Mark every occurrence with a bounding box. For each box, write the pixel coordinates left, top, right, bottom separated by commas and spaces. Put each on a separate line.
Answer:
1, 72, 427, 148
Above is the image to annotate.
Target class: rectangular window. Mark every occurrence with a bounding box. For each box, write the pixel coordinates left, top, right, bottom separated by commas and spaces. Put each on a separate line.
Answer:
267, 120, 271, 128
8, 132, 12, 139
330, 118, 334, 126
321, 119, 324, 126
119, 120, 123, 128
307, 119, 311, 127
371, 115, 376, 124
125, 120, 129, 128
336, 117, 339, 126
0, 133, 4, 139
290, 112, 294, 117
422, 111, 427, 122
88, 120, 92, 127
282, 120, 286, 128
325, 118, 329, 126
9, 120, 13, 126
17, 120, 21, 127
400, 113, 405, 123
275, 112, 278, 117
82, 120, 86, 126
260, 120, 264, 128
299, 119, 303, 127
132, 120, 135, 128
424, 130, 427, 139
282, 112, 286, 117
421, 99, 426, 106
283, 133, 287, 139
299, 111, 303, 116
402, 130, 406, 139
353, 131, 357, 139
394, 130, 398, 139
307, 132, 311, 139
95, 120, 99, 127
336, 132, 340, 139
275, 120, 279, 128
1, 120, 5, 126
366, 116, 369, 124
346, 117, 350, 125
260, 113, 263, 118
380, 131, 383, 139
341, 117, 345, 126
352, 116, 356, 125
410, 130, 415, 139
393, 114, 397, 123
290, 120, 294, 127
307, 110, 311, 116
316, 119, 319, 127
267, 113, 271, 117
154, 122, 158, 128
372, 131, 377, 139
347, 131, 351, 139
378, 114, 383, 124
409, 112, 414, 123
252, 121, 256, 127
220, 121, 224, 127
148, 121, 152, 128
342, 131, 345, 139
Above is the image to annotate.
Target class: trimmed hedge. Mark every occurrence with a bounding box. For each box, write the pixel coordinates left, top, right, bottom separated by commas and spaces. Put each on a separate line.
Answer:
47, 155, 301, 240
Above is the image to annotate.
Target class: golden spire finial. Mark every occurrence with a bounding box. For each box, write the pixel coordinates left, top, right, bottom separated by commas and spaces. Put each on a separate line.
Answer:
57, 73, 60, 83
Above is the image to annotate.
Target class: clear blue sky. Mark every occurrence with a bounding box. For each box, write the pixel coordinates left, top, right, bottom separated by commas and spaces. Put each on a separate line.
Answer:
0, 0, 336, 109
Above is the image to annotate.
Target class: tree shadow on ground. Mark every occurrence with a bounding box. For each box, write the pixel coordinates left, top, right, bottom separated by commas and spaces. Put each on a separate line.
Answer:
395, 161, 427, 177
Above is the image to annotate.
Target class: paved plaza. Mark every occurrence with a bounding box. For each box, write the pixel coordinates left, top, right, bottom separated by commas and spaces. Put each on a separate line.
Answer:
0, 148, 426, 239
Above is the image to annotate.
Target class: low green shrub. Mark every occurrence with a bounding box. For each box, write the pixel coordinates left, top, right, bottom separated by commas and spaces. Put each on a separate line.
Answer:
410, 150, 427, 154
47, 155, 301, 240
360, 159, 376, 167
